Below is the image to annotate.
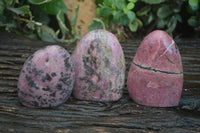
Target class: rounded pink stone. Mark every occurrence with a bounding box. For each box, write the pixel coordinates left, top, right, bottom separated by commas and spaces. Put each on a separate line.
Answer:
18, 45, 75, 108
127, 30, 183, 107
72, 30, 126, 102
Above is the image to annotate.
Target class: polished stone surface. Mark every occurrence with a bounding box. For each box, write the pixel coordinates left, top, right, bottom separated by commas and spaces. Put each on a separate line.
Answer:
72, 30, 125, 102
127, 30, 183, 107
18, 45, 75, 108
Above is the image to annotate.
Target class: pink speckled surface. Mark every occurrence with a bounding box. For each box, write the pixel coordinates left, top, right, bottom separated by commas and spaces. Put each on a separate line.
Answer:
18, 45, 75, 108
127, 30, 183, 107
72, 30, 125, 102
133, 30, 182, 73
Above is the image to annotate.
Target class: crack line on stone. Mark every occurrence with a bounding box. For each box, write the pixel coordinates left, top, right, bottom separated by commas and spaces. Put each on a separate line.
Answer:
158, 40, 175, 59
132, 61, 183, 75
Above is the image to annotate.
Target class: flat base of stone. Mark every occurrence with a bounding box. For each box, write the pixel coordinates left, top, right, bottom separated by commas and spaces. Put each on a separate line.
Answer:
127, 63, 183, 107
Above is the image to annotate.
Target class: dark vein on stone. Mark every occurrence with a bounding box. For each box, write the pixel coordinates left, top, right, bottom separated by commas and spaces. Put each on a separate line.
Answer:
132, 62, 183, 75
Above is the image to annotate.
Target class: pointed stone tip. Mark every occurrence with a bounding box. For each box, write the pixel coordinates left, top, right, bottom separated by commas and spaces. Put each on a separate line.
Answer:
146, 30, 171, 40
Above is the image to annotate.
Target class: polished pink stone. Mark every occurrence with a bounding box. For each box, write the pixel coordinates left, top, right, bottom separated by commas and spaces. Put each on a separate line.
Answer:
18, 45, 75, 108
127, 30, 183, 107
72, 30, 125, 102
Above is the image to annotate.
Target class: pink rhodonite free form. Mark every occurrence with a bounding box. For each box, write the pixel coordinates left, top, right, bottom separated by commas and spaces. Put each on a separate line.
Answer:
18, 45, 75, 108
127, 30, 183, 107
72, 30, 126, 102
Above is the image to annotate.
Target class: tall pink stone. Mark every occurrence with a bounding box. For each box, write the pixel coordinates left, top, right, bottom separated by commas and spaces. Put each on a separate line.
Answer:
72, 30, 125, 102
127, 30, 183, 107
